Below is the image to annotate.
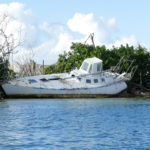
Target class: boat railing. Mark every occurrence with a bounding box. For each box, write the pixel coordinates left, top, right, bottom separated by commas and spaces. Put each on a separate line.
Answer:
60, 70, 120, 81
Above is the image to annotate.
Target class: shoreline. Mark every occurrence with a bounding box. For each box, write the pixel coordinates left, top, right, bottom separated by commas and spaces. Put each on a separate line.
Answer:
1, 93, 150, 100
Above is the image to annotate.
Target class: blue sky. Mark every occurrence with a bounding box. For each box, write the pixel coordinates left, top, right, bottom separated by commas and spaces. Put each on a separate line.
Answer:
0, 0, 150, 64
2, 0, 149, 42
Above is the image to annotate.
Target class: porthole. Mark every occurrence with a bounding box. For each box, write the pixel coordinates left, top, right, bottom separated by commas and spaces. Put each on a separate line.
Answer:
28, 79, 37, 83
86, 79, 91, 83
94, 79, 98, 83
101, 78, 105, 82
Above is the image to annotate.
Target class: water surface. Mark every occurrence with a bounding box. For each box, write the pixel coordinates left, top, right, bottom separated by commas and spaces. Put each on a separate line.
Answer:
0, 98, 150, 150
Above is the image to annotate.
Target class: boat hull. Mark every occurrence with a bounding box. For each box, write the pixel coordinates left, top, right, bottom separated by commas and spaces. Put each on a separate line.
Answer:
2, 81, 127, 98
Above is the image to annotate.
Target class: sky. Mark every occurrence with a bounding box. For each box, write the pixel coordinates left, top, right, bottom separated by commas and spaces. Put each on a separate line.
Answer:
0, 0, 150, 65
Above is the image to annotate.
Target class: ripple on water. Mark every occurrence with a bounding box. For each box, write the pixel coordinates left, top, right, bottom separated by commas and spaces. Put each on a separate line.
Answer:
0, 98, 150, 150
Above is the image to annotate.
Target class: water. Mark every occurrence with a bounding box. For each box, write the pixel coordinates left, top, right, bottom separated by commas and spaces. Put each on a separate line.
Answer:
0, 98, 150, 150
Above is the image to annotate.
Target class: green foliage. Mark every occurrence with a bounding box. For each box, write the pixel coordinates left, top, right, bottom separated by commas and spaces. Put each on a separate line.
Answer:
44, 43, 150, 88
0, 57, 15, 82
44, 65, 57, 74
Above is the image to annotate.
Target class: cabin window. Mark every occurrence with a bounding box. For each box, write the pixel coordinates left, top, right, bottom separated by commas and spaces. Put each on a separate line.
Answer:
97, 63, 101, 72
86, 79, 91, 83
94, 79, 98, 83
28, 79, 37, 83
101, 78, 105, 82
89, 64, 92, 73
77, 77, 81, 81
82, 62, 89, 71
40, 78, 48, 82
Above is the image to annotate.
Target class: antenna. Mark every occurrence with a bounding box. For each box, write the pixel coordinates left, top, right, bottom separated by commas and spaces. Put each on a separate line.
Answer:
84, 33, 95, 48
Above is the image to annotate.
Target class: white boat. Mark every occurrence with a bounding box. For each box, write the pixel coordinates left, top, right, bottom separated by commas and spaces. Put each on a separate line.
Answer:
2, 57, 130, 98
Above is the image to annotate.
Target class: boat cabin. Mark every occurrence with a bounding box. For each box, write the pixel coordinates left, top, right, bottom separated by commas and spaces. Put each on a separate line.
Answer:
79, 57, 103, 74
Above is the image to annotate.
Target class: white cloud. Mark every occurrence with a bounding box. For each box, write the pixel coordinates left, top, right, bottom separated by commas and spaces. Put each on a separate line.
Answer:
113, 35, 138, 47
0, 2, 35, 23
33, 32, 73, 64
39, 22, 66, 36
17, 11, 140, 64
67, 13, 118, 45
0, 2, 141, 65
0, 2, 37, 48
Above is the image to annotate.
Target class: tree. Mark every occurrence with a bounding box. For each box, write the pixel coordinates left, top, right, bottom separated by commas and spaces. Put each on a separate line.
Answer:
0, 14, 21, 81
15, 50, 43, 76
44, 43, 150, 89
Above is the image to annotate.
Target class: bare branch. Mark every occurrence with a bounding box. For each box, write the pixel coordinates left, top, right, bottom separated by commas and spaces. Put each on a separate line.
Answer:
0, 14, 23, 80
0, 14, 22, 63
15, 49, 42, 76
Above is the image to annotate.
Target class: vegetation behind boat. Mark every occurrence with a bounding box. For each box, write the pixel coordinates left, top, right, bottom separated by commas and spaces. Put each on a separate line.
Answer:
44, 43, 150, 90
0, 43, 150, 98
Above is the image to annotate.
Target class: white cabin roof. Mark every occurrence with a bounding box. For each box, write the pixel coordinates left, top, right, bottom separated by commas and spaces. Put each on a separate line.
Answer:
84, 57, 102, 64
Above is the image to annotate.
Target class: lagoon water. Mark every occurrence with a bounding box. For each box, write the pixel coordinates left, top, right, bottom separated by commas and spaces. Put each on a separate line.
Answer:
0, 98, 150, 150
